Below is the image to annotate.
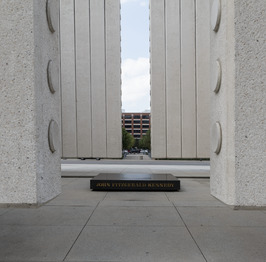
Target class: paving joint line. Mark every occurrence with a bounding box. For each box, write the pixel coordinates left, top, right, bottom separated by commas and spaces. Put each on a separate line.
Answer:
62, 191, 108, 261
164, 192, 208, 261
174, 204, 208, 262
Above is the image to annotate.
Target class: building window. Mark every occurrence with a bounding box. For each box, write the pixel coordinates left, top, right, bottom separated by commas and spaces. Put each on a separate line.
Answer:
142, 115, 150, 119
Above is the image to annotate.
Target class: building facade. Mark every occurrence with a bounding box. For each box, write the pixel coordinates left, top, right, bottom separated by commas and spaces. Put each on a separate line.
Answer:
60, 0, 121, 159
150, 0, 211, 159
122, 112, 151, 140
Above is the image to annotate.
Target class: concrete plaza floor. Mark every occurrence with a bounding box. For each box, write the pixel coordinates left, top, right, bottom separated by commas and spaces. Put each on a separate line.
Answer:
1, 162, 266, 262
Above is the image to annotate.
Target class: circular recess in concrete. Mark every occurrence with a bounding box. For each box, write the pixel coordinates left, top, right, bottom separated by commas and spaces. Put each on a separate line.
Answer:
47, 60, 58, 94
212, 122, 222, 154
48, 120, 60, 153
211, 0, 221, 32
213, 59, 222, 93
46, 0, 59, 33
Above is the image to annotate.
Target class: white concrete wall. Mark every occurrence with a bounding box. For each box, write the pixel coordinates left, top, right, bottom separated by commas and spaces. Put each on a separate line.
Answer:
61, 0, 77, 157
166, 0, 181, 158
210, 0, 266, 207
0, 0, 61, 205
150, 0, 167, 159
60, 0, 122, 159
150, 0, 210, 159
196, 0, 211, 158
75, 0, 92, 158
106, 0, 122, 158
181, 0, 196, 158
90, 0, 107, 158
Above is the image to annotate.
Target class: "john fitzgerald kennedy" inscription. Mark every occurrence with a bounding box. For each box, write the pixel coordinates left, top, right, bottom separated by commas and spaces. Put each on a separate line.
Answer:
90, 174, 180, 191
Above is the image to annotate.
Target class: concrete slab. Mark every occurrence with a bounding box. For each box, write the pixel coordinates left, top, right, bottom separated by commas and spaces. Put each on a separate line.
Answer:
99, 191, 172, 207
99, 200, 173, 207
0, 208, 10, 216
1, 176, 266, 262
165, 179, 224, 207
65, 226, 206, 262
87, 206, 184, 226
172, 200, 226, 207
0, 206, 94, 226
47, 178, 106, 206
61, 178, 78, 186
103, 191, 170, 201
179, 178, 211, 188
178, 207, 266, 227
166, 191, 218, 201
189, 226, 266, 262
47, 190, 106, 207
62, 178, 92, 190
0, 225, 82, 261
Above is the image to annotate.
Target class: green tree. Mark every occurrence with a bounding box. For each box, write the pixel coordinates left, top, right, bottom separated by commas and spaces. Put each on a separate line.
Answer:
134, 139, 139, 148
139, 129, 151, 150
122, 128, 135, 150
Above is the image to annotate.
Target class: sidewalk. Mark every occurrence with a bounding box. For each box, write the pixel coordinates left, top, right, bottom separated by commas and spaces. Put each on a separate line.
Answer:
0, 174, 266, 261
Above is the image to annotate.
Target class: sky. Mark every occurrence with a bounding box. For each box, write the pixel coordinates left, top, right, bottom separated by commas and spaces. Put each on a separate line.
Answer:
121, 0, 150, 112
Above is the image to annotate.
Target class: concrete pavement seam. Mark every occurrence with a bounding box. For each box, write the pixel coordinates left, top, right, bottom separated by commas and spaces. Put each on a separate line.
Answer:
164, 193, 208, 262
62, 192, 108, 261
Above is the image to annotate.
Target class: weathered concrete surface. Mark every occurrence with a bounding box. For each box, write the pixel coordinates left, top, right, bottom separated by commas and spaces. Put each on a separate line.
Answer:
0, 0, 61, 205
1, 178, 266, 261
210, 0, 266, 207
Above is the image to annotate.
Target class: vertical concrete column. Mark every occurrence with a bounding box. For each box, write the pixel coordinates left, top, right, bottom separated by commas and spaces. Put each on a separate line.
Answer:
150, 0, 167, 159
61, 0, 77, 157
196, 0, 210, 158
75, 0, 92, 158
210, 0, 266, 207
166, 0, 181, 158
180, 0, 196, 158
91, 0, 107, 158
0, 0, 61, 205
106, 0, 122, 158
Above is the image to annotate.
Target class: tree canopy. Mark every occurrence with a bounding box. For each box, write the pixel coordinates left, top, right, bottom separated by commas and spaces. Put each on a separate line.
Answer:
122, 128, 135, 150
139, 129, 150, 150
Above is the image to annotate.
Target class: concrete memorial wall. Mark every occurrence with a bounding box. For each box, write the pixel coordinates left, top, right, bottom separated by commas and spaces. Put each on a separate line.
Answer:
0, 0, 61, 205
60, 0, 122, 159
210, 0, 266, 207
150, 0, 211, 159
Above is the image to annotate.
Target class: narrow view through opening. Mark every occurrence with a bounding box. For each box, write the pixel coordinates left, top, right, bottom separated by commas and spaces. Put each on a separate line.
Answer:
121, 0, 151, 156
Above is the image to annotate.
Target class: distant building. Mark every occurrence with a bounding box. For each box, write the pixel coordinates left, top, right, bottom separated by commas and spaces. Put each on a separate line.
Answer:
122, 112, 150, 139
